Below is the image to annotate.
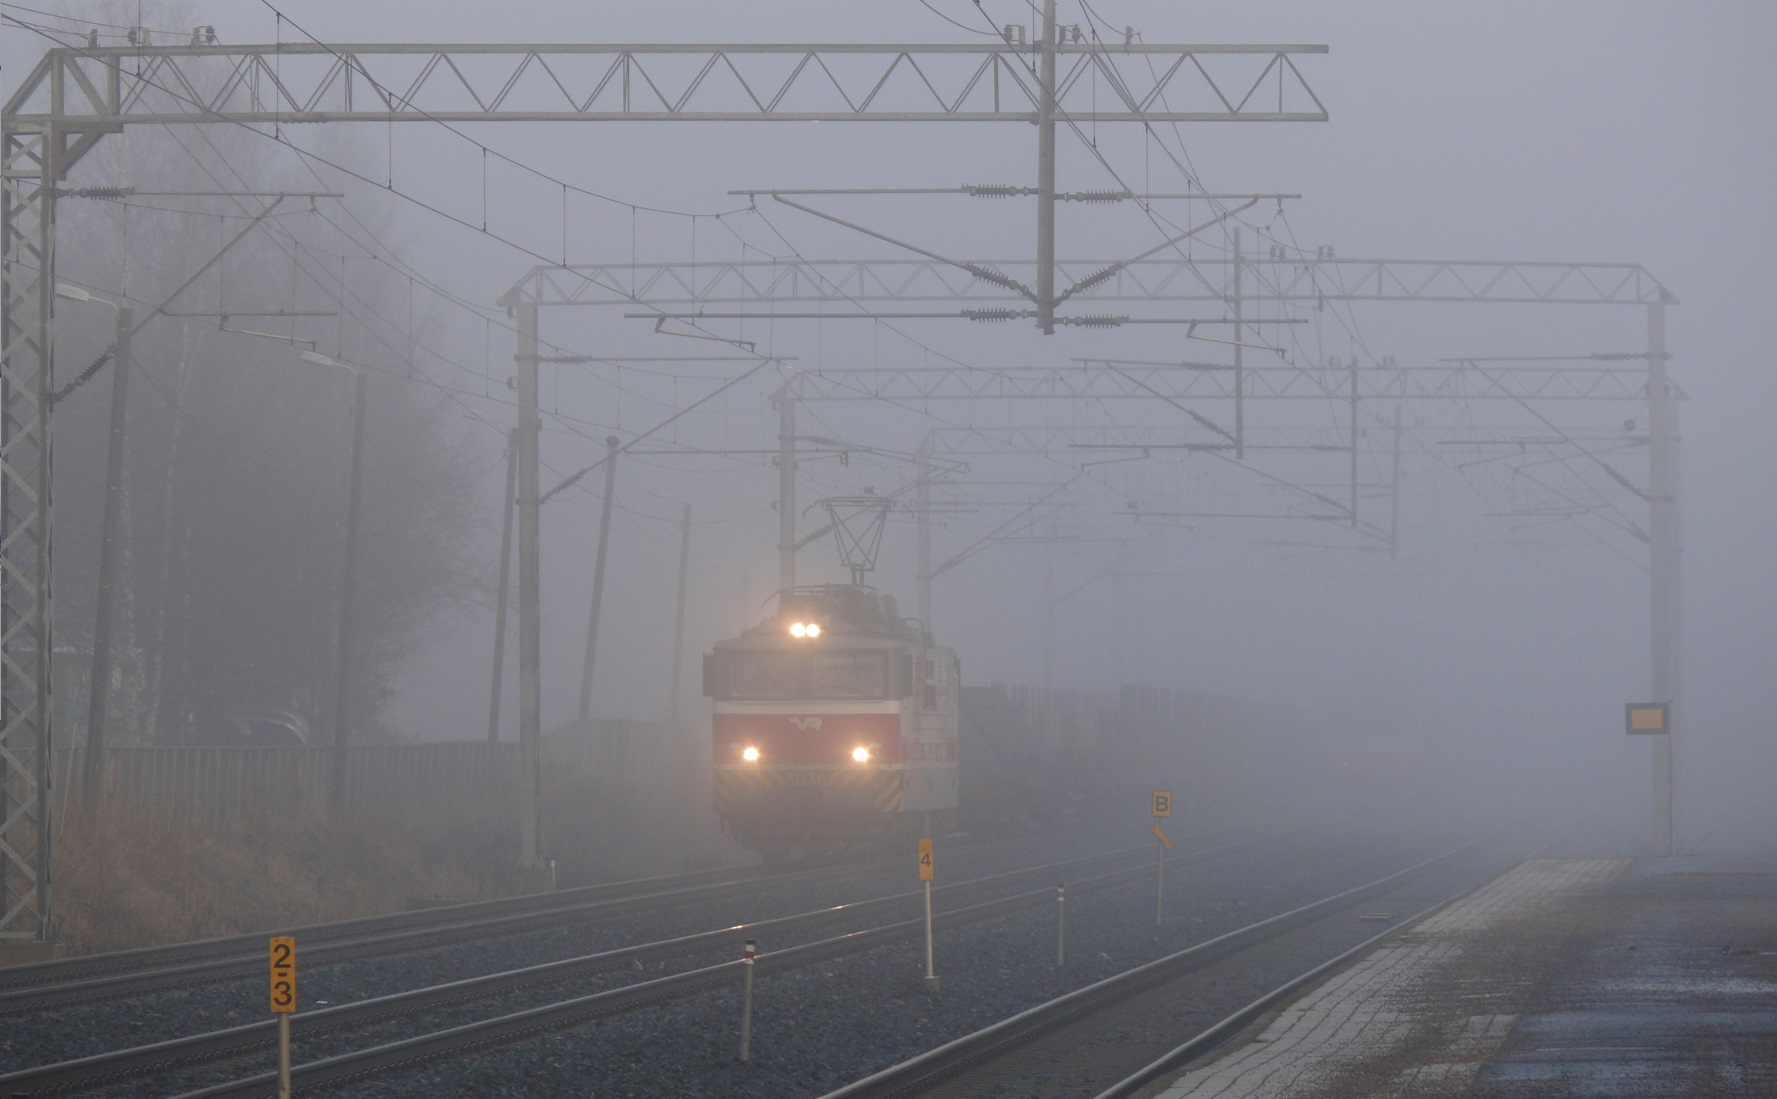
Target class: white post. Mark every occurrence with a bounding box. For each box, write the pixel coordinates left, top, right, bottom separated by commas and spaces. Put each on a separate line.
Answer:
920, 832, 939, 991
1156, 838, 1165, 927
923, 877, 938, 991
1056, 884, 1066, 966
277, 1015, 291, 1099
739, 938, 757, 1062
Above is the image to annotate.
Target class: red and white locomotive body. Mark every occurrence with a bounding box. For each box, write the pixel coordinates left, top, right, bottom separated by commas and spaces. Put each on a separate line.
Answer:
703, 585, 959, 857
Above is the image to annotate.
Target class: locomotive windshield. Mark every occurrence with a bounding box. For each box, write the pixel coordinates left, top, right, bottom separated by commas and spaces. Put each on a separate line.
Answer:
807, 652, 890, 699
714, 650, 894, 701
722, 652, 802, 699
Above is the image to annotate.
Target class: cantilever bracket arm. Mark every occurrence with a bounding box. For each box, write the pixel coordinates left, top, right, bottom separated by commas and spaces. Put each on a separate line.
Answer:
927, 478, 1077, 581
769, 194, 1037, 303
1053, 198, 1259, 307
1101, 364, 1236, 445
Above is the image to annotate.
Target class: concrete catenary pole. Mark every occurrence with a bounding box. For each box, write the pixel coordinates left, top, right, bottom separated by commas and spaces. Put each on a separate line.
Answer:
487, 427, 517, 742
777, 379, 797, 593
516, 303, 544, 868
1041, 535, 1056, 746
1646, 298, 1679, 856
330, 368, 370, 812
1389, 404, 1404, 562
668, 502, 691, 729
79, 305, 131, 826
577, 436, 620, 727
1232, 228, 1244, 459
1348, 357, 1360, 527
1035, 0, 1058, 335
916, 439, 932, 631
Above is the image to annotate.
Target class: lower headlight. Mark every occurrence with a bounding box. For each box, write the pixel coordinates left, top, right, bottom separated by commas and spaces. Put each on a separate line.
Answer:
851, 746, 870, 763
742, 745, 761, 762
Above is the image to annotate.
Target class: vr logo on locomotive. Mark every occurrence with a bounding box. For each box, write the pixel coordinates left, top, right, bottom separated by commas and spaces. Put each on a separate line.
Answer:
788, 716, 824, 731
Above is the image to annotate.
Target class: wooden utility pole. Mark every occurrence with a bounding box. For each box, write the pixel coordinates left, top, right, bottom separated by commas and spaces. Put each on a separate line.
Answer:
330, 369, 370, 812
487, 428, 517, 742
80, 305, 131, 826
578, 436, 620, 727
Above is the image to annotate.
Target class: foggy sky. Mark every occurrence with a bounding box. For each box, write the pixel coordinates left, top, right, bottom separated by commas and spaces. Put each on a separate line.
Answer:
5, 2, 1772, 850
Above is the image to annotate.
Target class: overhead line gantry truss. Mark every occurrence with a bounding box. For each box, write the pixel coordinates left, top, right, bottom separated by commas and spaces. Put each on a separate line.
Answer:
4, 40, 1328, 126
0, 26, 1331, 938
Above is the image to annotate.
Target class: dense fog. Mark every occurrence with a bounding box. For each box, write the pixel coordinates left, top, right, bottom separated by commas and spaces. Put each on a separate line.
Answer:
5, 0, 1772, 857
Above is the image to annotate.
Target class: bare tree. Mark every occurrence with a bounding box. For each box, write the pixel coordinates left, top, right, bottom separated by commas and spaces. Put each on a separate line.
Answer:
50, 74, 486, 747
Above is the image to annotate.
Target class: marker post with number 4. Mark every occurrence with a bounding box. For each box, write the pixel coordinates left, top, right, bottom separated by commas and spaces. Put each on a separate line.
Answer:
918, 838, 939, 991
269, 936, 296, 1099
1151, 791, 1174, 926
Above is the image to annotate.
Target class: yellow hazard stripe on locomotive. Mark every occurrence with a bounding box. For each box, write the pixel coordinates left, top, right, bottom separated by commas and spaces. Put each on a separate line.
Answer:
715, 766, 903, 817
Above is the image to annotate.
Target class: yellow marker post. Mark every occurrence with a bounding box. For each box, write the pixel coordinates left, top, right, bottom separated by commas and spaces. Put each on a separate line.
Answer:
1152, 791, 1173, 926
269, 936, 296, 1099
918, 838, 939, 991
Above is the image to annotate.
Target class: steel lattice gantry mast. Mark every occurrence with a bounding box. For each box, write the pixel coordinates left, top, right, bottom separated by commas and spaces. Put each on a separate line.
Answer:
0, 30, 1326, 924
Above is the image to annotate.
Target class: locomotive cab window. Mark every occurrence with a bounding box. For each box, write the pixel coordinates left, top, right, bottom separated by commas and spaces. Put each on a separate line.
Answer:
720, 651, 802, 700
807, 652, 890, 699
711, 650, 895, 700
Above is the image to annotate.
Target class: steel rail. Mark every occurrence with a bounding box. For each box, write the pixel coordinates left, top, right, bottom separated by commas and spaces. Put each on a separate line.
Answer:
0, 860, 756, 993
167, 857, 1227, 1099
818, 834, 1496, 1099
0, 867, 810, 1015
1089, 834, 1562, 1099
0, 824, 1181, 1010
1088, 890, 1472, 1099
0, 835, 1266, 1096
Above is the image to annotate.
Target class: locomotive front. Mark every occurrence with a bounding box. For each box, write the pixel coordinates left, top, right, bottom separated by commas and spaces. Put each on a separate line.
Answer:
702, 585, 958, 857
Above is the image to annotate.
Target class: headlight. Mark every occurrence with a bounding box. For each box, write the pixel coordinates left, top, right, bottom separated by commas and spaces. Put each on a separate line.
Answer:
742, 745, 761, 762
789, 622, 807, 638
851, 745, 870, 763
805, 622, 821, 638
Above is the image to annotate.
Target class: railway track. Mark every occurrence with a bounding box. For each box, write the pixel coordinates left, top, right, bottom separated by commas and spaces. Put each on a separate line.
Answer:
819, 833, 1517, 1099
0, 861, 769, 1009
0, 821, 1186, 1017
1, 832, 1271, 1098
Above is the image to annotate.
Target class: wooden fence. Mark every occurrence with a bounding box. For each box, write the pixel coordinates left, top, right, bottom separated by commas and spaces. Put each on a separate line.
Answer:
44, 719, 665, 829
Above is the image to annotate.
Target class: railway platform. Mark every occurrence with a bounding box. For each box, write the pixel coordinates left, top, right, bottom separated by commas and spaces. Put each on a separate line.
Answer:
1149, 855, 1777, 1098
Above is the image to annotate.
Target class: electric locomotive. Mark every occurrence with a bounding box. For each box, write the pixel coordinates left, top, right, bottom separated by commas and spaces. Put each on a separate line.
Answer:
702, 584, 959, 857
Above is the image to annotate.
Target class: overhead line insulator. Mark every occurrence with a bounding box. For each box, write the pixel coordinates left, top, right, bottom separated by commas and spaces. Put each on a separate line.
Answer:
961, 264, 1032, 296
59, 186, 134, 200
964, 184, 1033, 198
1069, 265, 1121, 295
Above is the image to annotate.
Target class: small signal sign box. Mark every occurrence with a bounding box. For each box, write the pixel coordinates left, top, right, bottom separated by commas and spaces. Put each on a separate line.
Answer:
918, 838, 934, 881
1625, 702, 1671, 735
1152, 790, 1172, 818
268, 936, 296, 1014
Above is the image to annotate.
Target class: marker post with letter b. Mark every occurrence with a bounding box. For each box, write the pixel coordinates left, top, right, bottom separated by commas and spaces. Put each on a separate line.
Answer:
1151, 791, 1174, 926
